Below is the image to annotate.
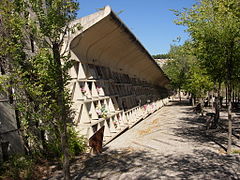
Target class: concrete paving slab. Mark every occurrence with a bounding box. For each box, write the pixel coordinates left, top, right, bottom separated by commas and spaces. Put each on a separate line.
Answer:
52, 100, 240, 179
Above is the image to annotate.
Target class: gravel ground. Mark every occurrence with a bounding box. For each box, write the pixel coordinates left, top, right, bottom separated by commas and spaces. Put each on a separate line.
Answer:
50, 100, 240, 180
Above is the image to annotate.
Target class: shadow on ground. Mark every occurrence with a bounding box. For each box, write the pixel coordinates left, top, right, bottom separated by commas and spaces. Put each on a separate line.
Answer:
49, 100, 240, 180
168, 100, 192, 107
170, 100, 240, 153
174, 115, 229, 151
66, 148, 240, 180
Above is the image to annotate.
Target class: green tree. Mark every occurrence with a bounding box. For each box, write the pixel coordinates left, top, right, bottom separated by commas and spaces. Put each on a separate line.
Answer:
185, 59, 214, 106
152, 53, 170, 59
163, 44, 190, 101
0, 0, 81, 179
29, 1, 79, 179
163, 42, 213, 103
174, 0, 240, 153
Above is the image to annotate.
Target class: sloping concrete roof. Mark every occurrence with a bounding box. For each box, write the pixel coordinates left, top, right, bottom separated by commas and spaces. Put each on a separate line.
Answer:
69, 6, 169, 87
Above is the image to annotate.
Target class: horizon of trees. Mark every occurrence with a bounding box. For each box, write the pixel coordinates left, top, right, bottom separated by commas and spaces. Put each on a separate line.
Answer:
152, 53, 171, 59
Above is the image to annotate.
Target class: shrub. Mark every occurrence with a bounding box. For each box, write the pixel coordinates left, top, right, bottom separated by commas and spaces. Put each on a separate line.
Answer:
68, 127, 87, 156
0, 154, 34, 180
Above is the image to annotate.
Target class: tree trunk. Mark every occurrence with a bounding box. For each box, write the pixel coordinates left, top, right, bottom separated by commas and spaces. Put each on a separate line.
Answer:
232, 85, 235, 103
53, 43, 70, 180
236, 88, 238, 103
178, 88, 181, 102
61, 118, 70, 180
238, 89, 240, 103
227, 45, 233, 154
226, 86, 228, 107
190, 94, 195, 106
207, 91, 210, 107
227, 83, 232, 154
211, 93, 214, 110
193, 95, 196, 106
213, 82, 221, 128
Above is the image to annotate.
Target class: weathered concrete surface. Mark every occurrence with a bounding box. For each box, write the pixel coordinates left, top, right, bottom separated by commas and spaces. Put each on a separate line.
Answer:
69, 6, 169, 87
51, 100, 240, 179
0, 101, 24, 161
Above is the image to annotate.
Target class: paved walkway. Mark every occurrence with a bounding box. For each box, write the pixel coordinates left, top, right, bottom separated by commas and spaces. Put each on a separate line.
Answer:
59, 101, 240, 179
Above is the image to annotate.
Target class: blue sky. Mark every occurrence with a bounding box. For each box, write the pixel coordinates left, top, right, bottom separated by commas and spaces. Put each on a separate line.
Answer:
76, 0, 196, 55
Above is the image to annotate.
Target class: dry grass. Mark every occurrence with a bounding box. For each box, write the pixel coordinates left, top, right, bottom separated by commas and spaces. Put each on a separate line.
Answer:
151, 119, 159, 125
138, 127, 153, 136
121, 147, 137, 153
218, 148, 226, 155
232, 149, 240, 154
137, 118, 160, 136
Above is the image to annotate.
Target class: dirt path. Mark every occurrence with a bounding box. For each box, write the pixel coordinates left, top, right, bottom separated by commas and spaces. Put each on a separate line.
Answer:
51, 101, 240, 180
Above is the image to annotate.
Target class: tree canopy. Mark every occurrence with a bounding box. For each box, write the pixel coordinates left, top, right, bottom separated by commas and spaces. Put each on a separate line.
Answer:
152, 53, 171, 59
0, 0, 83, 179
163, 42, 214, 101
173, 0, 240, 153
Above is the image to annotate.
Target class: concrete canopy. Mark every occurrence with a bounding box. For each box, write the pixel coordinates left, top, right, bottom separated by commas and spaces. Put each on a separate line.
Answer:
69, 6, 169, 87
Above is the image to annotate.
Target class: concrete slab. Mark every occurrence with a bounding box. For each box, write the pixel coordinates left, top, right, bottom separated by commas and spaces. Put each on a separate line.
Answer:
52, 100, 240, 179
